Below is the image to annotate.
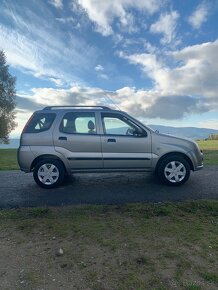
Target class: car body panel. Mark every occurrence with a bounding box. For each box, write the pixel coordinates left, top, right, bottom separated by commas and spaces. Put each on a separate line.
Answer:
17, 107, 203, 176
17, 145, 35, 172
151, 132, 203, 170
53, 111, 103, 169
100, 135, 152, 169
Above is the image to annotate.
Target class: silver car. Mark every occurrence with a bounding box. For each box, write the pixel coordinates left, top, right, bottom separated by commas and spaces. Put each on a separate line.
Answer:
17, 106, 203, 188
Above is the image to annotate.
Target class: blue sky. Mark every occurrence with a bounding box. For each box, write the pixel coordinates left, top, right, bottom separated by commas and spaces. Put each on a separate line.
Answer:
0, 0, 218, 137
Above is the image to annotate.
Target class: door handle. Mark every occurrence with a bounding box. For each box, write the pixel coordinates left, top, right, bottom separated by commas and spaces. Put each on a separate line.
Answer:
58, 136, 67, 141
107, 138, 116, 143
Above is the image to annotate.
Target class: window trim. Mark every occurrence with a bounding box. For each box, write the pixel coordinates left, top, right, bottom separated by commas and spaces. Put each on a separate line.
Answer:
101, 112, 147, 138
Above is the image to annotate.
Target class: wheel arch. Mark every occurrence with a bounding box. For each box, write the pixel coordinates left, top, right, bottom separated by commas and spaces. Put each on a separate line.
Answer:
155, 152, 194, 173
31, 154, 67, 172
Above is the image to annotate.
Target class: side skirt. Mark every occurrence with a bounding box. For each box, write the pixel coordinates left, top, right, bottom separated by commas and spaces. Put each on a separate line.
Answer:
70, 168, 152, 173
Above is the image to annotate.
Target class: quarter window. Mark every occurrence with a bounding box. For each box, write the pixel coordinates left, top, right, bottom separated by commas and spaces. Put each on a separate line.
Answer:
24, 113, 56, 133
60, 112, 96, 134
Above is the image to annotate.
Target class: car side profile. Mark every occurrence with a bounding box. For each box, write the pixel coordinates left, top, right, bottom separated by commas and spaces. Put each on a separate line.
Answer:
17, 106, 203, 189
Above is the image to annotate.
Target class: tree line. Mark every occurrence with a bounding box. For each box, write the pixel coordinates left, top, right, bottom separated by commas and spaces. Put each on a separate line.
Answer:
207, 134, 218, 140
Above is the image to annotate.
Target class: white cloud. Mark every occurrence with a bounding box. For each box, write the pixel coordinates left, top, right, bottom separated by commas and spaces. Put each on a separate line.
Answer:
0, 24, 40, 72
124, 52, 162, 73
0, 3, 97, 84
150, 11, 179, 44
13, 83, 217, 138
99, 73, 109, 80
49, 0, 63, 9
49, 78, 65, 87
76, 0, 161, 36
188, 3, 209, 29
118, 39, 218, 119
94, 65, 109, 80
13, 86, 114, 136
0, 23, 82, 82
198, 120, 218, 130
16, 86, 156, 120
119, 50, 164, 84
29, 86, 111, 107
56, 17, 75, 23
144, 41, 157, 53
120, 39, 218, 99
56, 17, 81, 28
167, 39, 218, 98
95, 64, 104, 71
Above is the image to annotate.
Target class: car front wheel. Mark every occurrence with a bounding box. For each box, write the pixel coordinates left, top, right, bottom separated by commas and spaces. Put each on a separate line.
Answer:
33, 159, 65, 189
157, 155, 190, 186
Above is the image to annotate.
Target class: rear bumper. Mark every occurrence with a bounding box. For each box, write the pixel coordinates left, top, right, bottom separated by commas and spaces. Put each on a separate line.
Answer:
17, 146, 35, 172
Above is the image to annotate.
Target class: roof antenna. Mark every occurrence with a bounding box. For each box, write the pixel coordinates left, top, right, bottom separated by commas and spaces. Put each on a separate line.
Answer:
104, 92, 122, 111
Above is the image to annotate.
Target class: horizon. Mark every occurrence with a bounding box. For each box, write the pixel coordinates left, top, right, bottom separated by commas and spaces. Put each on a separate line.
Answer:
0, 0, 218, 137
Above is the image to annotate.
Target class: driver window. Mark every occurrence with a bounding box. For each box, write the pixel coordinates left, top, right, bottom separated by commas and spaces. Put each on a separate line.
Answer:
102, 113, 145, 136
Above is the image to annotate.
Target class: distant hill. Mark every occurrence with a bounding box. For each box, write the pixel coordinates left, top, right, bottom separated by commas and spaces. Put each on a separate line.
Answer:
149, 125, 218, 140
0, 125, 217, 149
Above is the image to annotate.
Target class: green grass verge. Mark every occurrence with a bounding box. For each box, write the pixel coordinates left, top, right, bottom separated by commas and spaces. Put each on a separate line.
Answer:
0, 149, 19, 170
0, 200, 217, 289
0, 140, 217, 170
197, 140, 218, 165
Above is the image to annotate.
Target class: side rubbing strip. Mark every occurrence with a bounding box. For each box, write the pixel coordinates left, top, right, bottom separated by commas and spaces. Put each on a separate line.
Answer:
68, 157, 150, 161
104, 157, 150, 160
68, 157, 102, 160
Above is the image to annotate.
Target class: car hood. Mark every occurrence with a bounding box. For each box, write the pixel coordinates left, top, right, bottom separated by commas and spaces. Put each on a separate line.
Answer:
151, 131, 199, 153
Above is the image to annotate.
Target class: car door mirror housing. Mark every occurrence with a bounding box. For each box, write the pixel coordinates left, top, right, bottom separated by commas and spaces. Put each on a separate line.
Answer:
128, 127, 147, 137
136, 128, 147, 137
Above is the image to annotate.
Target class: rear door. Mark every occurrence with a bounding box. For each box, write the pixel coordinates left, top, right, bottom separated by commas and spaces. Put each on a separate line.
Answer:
54, 111, 103, 169
100, 112, 152, 169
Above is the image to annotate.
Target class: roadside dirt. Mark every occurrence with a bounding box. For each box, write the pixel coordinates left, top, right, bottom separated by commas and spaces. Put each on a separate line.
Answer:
0, 203, 217, 290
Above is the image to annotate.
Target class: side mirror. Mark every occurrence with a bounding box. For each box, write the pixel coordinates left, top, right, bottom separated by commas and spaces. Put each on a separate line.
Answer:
126, 127, 147, 137
136, 128, 147, 137
130, 127, 147, 137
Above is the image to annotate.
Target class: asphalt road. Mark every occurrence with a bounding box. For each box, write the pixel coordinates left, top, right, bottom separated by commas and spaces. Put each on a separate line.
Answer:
0, 166, 217, 208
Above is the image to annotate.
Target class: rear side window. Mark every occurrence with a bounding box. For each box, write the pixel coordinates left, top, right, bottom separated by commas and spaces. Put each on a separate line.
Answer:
24, 113, 56, 133
60, 112, 96, 134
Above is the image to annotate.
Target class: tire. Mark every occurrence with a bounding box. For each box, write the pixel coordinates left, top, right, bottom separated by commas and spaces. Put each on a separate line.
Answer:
33, 159, 65, 189
157, 155, 190, 186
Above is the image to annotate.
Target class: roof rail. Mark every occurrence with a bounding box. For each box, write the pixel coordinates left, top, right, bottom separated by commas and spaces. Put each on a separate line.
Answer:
43, 105, 111, 110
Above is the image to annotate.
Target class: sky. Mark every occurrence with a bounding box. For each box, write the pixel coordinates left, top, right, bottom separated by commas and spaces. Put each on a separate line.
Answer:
0, 0, 218, 137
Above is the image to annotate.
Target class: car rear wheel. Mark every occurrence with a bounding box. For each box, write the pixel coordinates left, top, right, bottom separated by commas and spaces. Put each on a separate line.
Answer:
157, 155, 190, 186
33, 159, 65, 189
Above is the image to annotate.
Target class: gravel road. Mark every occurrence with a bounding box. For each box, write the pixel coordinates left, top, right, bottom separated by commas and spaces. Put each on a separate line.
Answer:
0, 166, 217, 208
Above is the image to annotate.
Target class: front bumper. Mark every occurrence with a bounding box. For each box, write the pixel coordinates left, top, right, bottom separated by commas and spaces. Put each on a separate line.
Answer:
195, 151, 203, 171
195, 164, 203, 171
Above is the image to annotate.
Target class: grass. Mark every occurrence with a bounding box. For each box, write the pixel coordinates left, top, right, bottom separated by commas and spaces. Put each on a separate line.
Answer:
197, 140, 218, 165
0, 200, 217, 289
199, 271, 218, 283
0, 140, 217, 170
0, 148, 19, 170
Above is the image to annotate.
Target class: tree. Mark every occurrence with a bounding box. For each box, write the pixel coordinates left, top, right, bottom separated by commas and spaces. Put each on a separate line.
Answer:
208, 134, 218, 140
0, 51, 17, 143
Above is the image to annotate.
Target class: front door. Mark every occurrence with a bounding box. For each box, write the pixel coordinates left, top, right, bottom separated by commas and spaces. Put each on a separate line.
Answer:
54, 111, 103, 169
100, 112, 152, 169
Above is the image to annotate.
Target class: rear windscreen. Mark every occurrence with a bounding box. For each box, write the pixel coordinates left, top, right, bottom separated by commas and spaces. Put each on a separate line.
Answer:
23, 113, 56, 133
